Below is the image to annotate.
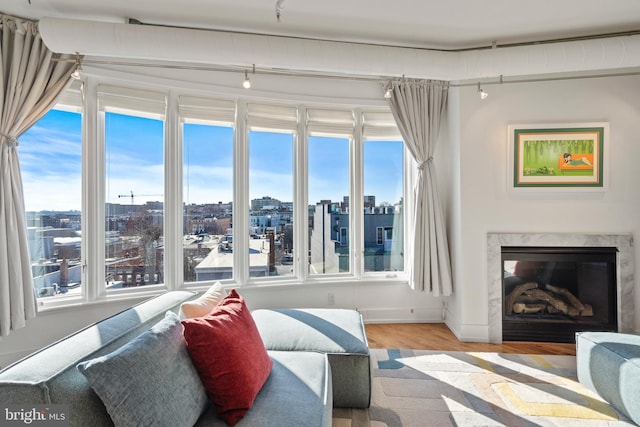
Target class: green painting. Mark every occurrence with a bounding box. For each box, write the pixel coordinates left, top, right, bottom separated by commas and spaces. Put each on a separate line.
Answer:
511, 125, 606, 188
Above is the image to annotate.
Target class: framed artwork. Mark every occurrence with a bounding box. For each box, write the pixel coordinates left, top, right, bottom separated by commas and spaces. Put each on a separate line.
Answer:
508, 122, 608, 190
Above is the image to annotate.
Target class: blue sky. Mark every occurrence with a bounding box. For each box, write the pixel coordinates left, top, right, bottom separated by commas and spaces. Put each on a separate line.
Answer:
20, 109, 82, 212
19, 109, 403, 212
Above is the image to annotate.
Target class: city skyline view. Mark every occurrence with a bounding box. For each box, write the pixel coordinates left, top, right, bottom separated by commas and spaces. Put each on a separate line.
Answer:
21, 103, 405, 296
19, 108, 404, 213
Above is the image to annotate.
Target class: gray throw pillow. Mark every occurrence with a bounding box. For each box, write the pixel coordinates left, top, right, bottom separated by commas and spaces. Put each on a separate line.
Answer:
77, 311, 208, 427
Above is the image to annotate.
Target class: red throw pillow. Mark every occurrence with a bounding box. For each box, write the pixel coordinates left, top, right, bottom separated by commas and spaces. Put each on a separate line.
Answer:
181, 289, 273, 426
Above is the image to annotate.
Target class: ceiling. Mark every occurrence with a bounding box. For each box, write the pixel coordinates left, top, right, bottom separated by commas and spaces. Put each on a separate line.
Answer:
4, 0, 640, 51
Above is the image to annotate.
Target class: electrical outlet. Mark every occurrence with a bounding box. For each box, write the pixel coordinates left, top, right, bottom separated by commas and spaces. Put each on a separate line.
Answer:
328, 293, 335, 306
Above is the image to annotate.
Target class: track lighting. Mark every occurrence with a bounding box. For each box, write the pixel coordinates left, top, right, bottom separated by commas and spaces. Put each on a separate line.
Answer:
275, 0, 285, 22
242, 64, 255, 89
477, 82, 488, 99
243, 70, 251, 89
71, 53, 82, 79
383, 84, 392, 99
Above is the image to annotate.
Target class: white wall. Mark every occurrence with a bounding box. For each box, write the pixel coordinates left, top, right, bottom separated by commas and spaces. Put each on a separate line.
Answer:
447, 74, 640, 341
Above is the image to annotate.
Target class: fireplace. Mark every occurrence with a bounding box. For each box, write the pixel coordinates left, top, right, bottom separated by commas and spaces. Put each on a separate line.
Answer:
502, 246, 617, 343
487, 233, 634, 344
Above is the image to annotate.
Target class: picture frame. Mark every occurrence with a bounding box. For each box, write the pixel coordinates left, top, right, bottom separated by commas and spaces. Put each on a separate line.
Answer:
508, 122, 608, 190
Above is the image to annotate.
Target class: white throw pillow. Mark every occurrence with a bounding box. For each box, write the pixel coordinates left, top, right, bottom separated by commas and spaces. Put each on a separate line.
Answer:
180, 281, 226, 318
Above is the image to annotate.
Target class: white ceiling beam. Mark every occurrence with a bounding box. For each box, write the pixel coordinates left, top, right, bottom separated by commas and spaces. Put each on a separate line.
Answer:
39, 17, 640, 82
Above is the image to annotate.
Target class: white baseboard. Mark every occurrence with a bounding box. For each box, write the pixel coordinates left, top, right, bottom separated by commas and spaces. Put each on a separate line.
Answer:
442, 308, 490, 343
358, 306, 443, 323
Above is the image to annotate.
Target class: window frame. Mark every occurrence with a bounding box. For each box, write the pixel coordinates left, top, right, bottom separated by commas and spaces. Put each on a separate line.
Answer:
179, 95, 237, 286
21, 82, 85, 308
98, 85, 168, 299
35, 77, 410, 311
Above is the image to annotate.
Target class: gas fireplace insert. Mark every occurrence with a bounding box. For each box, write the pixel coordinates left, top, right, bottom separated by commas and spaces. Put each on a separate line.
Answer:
502, 246, 617, 343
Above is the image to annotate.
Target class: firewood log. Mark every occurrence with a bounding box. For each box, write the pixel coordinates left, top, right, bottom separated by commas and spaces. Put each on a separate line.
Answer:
523, 289, 569, 314
548, 305, 561, 314
505, 282, 538, 315
515, 295, 544, 304
548, 305, 579, 316
513, 303, 546, 314
545, 284, 585, 310
580, 304, 594, 316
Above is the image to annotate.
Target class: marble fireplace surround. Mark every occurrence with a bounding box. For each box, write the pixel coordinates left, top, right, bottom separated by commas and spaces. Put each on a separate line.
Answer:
487, 233, 634, 343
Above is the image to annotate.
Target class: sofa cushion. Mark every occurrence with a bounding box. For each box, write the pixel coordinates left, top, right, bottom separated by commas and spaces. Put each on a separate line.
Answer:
182, 289, 273, 426
194, 350, 333, 427
180, 281, 226, 318
77, 310, 208, 427
252, 308, 371, 408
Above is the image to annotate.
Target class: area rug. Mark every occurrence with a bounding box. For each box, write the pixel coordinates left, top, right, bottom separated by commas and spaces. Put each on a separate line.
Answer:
332, 348, 635, 427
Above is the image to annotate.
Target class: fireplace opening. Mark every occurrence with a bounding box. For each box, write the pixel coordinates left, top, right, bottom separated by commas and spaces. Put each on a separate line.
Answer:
502, 246, 617, 343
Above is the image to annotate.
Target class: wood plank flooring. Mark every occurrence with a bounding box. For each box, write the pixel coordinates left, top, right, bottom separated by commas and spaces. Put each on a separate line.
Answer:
364, 323, 576, 356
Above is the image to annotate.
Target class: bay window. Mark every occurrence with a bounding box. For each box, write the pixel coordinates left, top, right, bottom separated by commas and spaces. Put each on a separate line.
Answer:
27, 80, 407, 307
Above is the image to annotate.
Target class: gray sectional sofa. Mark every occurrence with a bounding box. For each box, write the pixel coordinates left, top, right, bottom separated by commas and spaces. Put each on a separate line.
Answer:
0, 290, 371, 426
576, 331, 640, 426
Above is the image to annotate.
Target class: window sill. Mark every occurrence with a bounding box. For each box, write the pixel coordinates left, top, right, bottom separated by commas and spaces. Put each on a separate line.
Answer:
36, 274, 409, 313
36, 287, 168, 314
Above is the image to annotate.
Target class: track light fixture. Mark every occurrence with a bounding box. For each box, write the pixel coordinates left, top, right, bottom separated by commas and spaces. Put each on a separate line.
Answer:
275, 0, 285, 22
243, 70, 251, 89
71, 52, 82, 79
477, 82, 488, 99
383, 83, 392, 99
242, 64, 255, 89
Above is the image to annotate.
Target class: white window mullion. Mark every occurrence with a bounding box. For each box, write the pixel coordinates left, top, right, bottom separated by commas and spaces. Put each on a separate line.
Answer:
164, 91, 181, 290
83, 77, 105, 301
234, 100, 249, 286
295, 105, 308, 281
404, 148, 416, 274
352, 109, 364, 280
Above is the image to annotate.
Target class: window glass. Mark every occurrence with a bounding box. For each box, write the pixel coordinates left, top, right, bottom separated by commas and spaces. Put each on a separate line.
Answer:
308, 136, 350, 274
183, 123, 234, 282
248, 130, 294, 278
22, 88, 409, 305
363, 140, 404, 272
104, 112, 164, 289
20, 109, 83, 298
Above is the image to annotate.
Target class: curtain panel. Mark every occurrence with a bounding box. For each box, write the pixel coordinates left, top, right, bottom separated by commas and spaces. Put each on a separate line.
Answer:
386, 79, 453, 296
0, 14, 74, 337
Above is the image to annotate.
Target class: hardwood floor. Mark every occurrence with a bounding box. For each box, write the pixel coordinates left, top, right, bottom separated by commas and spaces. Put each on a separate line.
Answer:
364, 323, 576, 356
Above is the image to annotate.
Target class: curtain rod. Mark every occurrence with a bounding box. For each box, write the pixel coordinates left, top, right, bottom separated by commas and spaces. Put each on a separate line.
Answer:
55, 55, 640, 88
451, 70, 640, 88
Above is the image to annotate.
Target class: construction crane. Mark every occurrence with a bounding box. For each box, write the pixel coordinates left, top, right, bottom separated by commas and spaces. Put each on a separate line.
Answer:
118, 191, 163, 204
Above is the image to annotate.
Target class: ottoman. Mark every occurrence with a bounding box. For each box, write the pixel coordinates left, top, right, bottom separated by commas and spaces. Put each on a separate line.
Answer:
252, 308, 371, 408
576, 331, 640, 425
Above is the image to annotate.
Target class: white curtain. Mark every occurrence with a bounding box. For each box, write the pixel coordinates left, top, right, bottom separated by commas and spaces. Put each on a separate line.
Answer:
0, 14, 74, 337
386, 79, 453, 296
